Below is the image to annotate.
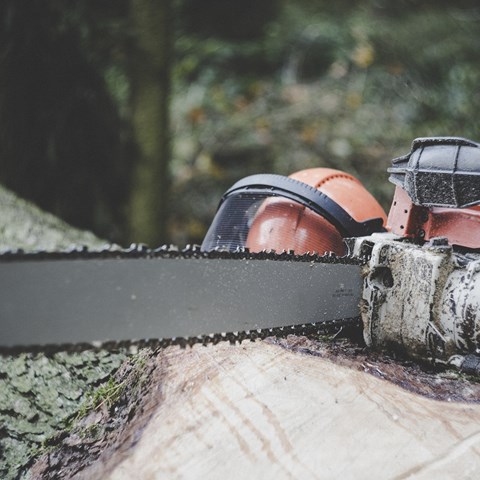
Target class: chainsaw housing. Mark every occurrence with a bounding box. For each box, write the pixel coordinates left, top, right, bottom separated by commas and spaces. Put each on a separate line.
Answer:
351, 233, 480, 369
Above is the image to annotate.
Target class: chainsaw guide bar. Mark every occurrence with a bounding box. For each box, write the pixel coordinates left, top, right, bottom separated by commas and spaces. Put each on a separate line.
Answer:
0, 246, 364, 353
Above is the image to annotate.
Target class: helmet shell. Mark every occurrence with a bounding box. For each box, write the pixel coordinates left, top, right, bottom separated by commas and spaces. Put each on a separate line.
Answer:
245, 168, 386, 255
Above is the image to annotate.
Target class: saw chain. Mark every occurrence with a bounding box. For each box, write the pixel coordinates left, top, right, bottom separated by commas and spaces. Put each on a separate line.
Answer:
0, 245, 364, 354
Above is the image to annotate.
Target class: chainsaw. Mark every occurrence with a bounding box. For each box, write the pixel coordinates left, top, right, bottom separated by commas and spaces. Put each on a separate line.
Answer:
1, 137, 480, 374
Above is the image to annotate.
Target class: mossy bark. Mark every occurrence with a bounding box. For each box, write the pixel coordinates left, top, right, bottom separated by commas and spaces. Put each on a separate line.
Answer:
0, 185, 127, 479
0, 351, 127, 480
0, 184, 106, 252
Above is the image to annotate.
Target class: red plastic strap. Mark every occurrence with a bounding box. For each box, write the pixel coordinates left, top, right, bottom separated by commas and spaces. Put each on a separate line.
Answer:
387, 187, 480, 249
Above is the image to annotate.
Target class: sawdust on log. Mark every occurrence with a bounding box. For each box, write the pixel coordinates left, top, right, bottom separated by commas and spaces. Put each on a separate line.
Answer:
270, 336, 480, 403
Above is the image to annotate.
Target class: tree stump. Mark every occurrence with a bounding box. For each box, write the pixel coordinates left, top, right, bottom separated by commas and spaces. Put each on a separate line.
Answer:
30, 340, 480, 480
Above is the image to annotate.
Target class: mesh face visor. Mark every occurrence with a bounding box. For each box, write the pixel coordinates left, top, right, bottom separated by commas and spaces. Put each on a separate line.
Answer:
201, 174, 385, 254
201, 193, 272, 252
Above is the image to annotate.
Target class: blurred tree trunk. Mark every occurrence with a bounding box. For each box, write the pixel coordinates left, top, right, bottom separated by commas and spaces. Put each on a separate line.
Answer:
128, 0, 172, 245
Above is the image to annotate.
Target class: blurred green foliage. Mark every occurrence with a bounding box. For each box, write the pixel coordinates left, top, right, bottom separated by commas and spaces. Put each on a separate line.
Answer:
0, 0, 132, 242
169, 0, 480, 243
1, 0, 480, 245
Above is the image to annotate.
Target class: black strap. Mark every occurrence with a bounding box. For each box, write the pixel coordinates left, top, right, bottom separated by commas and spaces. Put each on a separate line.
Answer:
219, 174, 385, 237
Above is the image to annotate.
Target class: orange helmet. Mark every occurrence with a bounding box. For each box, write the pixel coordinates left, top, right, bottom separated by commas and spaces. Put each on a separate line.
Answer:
201, 168, 386, 255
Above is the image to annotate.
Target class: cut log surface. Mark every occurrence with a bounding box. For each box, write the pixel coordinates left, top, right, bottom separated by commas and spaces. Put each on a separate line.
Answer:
34, 339, 480, 480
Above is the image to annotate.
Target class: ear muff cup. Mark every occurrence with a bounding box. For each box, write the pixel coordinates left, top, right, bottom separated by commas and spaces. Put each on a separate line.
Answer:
245, 197, 346, 255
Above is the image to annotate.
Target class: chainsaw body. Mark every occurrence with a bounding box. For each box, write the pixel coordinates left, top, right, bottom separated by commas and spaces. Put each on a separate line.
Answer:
202, 136, 480, 370
388, 137, 480, 249
352, 234, 480, 370
364, 137, 480, 370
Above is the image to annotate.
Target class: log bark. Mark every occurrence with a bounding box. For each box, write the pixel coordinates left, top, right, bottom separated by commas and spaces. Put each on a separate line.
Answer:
0, 184, 105, 252
0, 185, 127, 480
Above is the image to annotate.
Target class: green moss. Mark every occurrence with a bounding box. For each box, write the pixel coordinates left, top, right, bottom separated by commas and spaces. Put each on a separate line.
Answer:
0, 185, 130, 479
0, 350, 127, 480
78, 377, 126, 417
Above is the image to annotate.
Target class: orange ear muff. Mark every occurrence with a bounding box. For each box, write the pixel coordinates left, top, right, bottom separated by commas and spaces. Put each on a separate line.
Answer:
245, 197, 346, 255
246, 168, 387, 255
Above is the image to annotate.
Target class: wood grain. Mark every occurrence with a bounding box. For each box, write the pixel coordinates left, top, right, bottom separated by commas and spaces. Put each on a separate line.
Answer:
74, 340, 480, 480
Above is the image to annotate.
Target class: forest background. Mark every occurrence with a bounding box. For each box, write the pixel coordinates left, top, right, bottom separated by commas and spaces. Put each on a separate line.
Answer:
1, 0, 480, 247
